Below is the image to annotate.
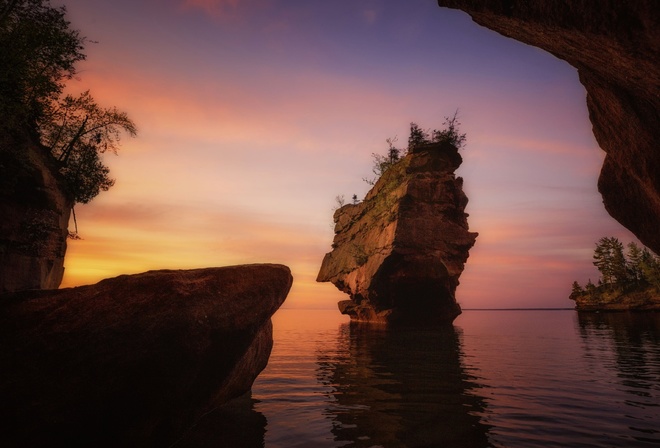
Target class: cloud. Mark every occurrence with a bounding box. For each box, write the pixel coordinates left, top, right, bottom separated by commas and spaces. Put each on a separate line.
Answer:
362, 8, 378, 25
180, 0, 240, 18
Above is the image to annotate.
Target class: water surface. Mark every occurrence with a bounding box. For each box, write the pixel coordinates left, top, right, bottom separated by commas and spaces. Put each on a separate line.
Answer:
179, 309, 660, 447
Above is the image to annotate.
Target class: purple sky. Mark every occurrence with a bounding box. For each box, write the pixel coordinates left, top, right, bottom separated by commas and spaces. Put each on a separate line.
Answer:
56, 0, 639, 309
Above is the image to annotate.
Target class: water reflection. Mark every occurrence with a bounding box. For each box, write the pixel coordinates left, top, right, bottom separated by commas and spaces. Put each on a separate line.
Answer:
317, 322, 492, 448
577, 312, 660, 445
173, 393, 266, 448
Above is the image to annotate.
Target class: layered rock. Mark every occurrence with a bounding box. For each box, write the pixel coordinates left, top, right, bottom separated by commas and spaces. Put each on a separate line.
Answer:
436, 0, 660, 254
317, 142, 477, 324
0, 134, 72, 292
0, 264, 292, 447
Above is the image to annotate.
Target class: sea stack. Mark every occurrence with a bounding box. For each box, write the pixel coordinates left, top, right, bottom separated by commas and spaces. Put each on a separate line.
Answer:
317, 142, 477, 324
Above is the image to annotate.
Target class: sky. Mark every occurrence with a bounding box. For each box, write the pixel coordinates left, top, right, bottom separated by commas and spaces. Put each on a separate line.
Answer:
56, 0, 639, 310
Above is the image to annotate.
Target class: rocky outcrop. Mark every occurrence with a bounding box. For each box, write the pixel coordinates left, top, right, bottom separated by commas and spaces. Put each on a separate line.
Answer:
571, 285, 660, 311
437, 0, 660, 254
0, 264, 292, 447
317, 142, 477, 324
0, 134, 72, 292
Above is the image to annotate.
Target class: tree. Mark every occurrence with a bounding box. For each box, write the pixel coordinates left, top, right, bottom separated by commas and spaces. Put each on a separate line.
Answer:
569, 281, 584, 300
593, 237, 627, 285
364, 137, 401, 185
585, 279, 596, 297
364, 115, 467, 185
39, 91, 136, 204
1, 0, 136, 213
639, 248, 660, 289
626, 242, 644, 282
0, 0, 86, 132
432, 110, 466, 150
407, 122, 428, 152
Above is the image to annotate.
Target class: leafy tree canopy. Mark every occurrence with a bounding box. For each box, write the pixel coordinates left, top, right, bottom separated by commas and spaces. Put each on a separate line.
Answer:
1, 0, 136, 209
0, 0, 85, 130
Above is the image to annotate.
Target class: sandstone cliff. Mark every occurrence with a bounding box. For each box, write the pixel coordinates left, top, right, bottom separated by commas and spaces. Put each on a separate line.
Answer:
437, 0, 660, 254
0, 264, 292, 447
317, 142, 477, 324
0, 134, 72, 292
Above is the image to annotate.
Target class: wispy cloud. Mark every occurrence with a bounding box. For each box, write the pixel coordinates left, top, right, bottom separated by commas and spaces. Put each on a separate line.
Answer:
180, 0, 240, 18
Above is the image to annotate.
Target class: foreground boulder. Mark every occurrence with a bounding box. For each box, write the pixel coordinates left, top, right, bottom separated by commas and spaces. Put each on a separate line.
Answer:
317, 142, 477, 324
0, 264, 292, 447
436, 0, 660, 254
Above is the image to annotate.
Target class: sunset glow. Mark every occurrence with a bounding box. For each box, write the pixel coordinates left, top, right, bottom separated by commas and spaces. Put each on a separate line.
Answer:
57, 0, 638, 309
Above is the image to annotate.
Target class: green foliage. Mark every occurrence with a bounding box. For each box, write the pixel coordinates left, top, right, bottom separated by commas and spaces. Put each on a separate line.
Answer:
569, 281, 584, 300
363, 113, 467, 185
433, 111, 466, 150
39, 90, 136, 204
0, 0, 136, 208
364, 137, 401, 185
574, 237, 660, 294
406, 111, 467, 153
592, 236, 627, 285
0, 0, 86, 131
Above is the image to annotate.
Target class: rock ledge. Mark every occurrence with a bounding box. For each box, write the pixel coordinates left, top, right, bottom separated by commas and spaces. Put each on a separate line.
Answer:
0, 263, 292, 447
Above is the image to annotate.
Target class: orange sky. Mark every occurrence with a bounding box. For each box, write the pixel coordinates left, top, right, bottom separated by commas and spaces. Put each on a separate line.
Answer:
57, 0, 639, 309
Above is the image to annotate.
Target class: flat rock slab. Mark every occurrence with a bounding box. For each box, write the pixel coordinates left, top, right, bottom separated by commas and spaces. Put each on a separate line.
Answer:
0, 264, 292, 447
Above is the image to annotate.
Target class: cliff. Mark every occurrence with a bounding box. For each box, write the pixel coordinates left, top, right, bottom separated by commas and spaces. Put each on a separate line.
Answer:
0, 134, 72, 292
317, 142, 477, 324
436, 0, 660, 254
0, 264, 292, 447
571, 285, 660, 311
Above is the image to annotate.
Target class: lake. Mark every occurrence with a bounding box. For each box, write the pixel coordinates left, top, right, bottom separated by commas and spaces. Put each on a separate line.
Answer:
177, 309, 660, 447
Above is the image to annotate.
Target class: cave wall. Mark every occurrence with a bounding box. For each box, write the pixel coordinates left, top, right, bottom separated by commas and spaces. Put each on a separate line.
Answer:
437, 0, 660, 253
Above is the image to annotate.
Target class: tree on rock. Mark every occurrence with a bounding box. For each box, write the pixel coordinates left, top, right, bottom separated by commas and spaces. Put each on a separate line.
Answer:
40, 91, 136, 204
1, 0, 136, 208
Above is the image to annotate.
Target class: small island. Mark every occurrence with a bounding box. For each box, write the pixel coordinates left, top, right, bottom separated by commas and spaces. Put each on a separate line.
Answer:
570, 237, 660, 311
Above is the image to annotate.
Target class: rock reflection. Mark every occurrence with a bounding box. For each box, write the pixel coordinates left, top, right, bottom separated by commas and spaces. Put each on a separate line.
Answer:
173, 393, 266, 448
317, 322, 491, 448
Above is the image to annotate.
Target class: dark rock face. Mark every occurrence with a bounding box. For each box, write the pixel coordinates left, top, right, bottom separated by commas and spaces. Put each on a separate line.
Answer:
317, 143, 477, 324
0, 264, 293, 447
437, 0, 660, 254
0, 135, 72, 292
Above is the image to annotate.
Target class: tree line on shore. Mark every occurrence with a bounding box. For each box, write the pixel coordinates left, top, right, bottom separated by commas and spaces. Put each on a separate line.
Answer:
571, 236, 660, 299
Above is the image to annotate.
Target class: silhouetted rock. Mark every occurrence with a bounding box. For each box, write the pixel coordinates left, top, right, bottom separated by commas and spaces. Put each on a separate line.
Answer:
0, 134, 72, 292
317, 142, 477, 324
437, 0, 660, 254
0, 264, 292, 447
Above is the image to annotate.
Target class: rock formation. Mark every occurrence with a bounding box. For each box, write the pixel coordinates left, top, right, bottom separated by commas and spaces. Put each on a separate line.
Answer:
436, 0, 660, 254
0, 264, 292, 447
317, 142, 477, 324
0, 134, 72, 292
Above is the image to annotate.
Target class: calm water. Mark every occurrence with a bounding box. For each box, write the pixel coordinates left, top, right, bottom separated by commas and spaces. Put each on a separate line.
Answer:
178, 309, 660, 447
